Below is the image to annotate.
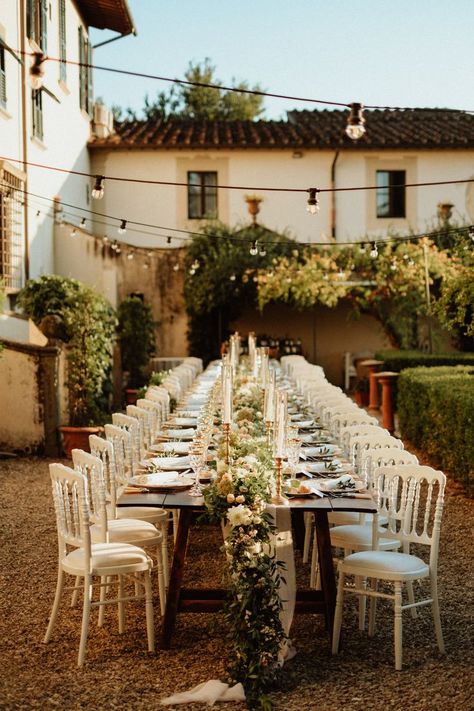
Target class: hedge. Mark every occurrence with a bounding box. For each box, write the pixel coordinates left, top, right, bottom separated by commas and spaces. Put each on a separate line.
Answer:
375, 350, 474, 372
397, 366, 474, 495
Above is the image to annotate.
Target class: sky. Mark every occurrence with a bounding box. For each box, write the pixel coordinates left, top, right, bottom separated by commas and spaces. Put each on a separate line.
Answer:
90, 0, 474, 120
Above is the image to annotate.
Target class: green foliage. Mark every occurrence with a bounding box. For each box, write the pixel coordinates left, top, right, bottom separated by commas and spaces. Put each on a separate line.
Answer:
435, 267, 474, 350
141, 58, 265, 121
375, 349, 474, 371
184, 223, 294, 362
18, 275, 117, 426
397, 366, 474, 494
117, 296, 156, 388
257, 236, 459, 349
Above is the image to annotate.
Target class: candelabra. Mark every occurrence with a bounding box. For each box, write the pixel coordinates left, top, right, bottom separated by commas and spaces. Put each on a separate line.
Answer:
223, 422, 231, 465
264, 420, 273, 446
272, 456, 289, 506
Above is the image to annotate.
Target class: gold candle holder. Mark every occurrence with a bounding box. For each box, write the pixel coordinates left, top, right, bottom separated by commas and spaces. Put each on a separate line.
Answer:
264, 420, 273, 446
223, 422, 231, 465
272, 456, 289, 506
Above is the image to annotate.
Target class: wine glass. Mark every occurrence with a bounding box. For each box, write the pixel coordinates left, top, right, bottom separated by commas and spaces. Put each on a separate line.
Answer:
188, 442, 206, 496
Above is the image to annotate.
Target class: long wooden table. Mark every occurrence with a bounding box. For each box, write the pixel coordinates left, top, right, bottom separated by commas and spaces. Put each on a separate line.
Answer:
118, 488, 377, 648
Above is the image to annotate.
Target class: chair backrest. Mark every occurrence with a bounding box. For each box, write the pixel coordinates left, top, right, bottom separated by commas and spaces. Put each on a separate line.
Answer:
358, 446, 419, 488
145, 386, 170, 419
126, 405, 153, 455
331, 411, 379, 439
340, 423, 388, 457
48, 463, 91, 563
351, 432, 403, 472
323, 402, 360, 431
71, 449, 108, 538
105, 423, 134, 483
112, 413, 141, 470
89, 434, 119, 516
136, 398, 161, 438
372, 465, 446, 569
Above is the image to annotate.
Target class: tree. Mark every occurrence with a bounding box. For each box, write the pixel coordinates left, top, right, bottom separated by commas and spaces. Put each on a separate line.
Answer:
141, 58, 265, 121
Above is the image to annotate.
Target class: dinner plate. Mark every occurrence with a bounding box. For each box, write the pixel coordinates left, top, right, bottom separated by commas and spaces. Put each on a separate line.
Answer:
167, 417, 198, 427
296, 420, 315, 429
140, 455, 191, 471
304, 461, 352, 474
300, 433, 330, 443
317, 479, 365, 493
128, 473, 194, 491
149, 441, 190, 454
300, 444, 339, 458
158, 428, 196, 440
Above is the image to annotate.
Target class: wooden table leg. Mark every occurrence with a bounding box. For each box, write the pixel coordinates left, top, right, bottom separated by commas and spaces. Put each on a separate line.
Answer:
161, 508, 193, 648
314, 510, 336, 640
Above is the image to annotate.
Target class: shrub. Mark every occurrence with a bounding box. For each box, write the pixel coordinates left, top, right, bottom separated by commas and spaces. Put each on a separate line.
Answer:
375, 349, 474, 372
117, 296, 156, 388
397, 366, 474, 494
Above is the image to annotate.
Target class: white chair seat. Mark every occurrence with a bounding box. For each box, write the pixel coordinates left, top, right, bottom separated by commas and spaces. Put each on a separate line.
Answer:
115, 505, 168, 523
330, 525, 401, 552
341, 550, 430, 580
91, 518, 161, 544
329, 511, 362, 525
63, 542, 151, 576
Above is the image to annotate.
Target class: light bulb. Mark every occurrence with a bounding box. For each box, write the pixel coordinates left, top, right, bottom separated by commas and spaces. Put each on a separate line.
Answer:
118, 219, 127, 235
70, 228, 77, 237
91, 175, 105, 200
253, 276, 258, 283
306, 188, 320, 215
80, 217, 86, 228
468, 226, 474, 242
115, 246, 121, 255
173, 262, 180, 271
36, 210, 40, 217
249, 240, 258, 256
370, 242, 378, 258
230, 274, 236, 282
143, 261, 150, 270
259, 246, 267, 257
166, 236, 172, 245
345, 102, 366, 142
192, 259, 200, 270
189, 267, 196, 276
359, 242, 367, 254
127, 251, 134, 260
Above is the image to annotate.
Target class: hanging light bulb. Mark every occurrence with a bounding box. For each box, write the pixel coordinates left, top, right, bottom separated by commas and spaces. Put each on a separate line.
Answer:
143, 260, 150, 270
166, 236, 172, 245
249, 240, 258, 256
127, 250, 134, 260
30, 52, 45, 90
191, 259, 200, 270
91, 175, 105, 200
80, 217, 86, 228
229, 274, 236, 282
103, 236, 109, 245
189, 267, 196, 276
36, 210, 41, 217
70, 227, 77, 237
115, 244, 121, 255
306, 188, 320, 215
345, 102, 366, 141
468, 226, 474, 242
370, 242, 378, 258
173, 262, 180, 272
118, 219, 127, 235
359, 242, 367, 254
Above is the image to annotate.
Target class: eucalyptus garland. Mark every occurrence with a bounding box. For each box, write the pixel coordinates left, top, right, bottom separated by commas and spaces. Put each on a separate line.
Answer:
203, 373, 287, 709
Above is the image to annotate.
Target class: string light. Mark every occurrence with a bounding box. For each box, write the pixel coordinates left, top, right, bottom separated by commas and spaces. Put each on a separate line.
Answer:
173, 262, 180, 271
359, 242, 367, 253
259, 244, 267, 257
230, 274, 236, 281
189, 267, 196, 276
80, 217, 86, 228
127, 249, 135, 260
91, 175, 105, 200
29, 52, 45, 90
36, 209, 40, 217
70, 227, 77, 237
118, 219, 127, 234
306, 188, 320, 215
167, 236, 172, 245
191, 259, 200, 270
346, 103, 366, 141
370, 242, 379, 258
249, 240, 259, 256
115, 244, 122, 255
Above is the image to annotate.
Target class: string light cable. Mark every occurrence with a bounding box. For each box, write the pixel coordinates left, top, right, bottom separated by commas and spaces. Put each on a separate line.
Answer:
16, 47, 474, 114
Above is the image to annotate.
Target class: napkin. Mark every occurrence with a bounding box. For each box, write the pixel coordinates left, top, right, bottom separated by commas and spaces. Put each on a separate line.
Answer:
322, 474, 355, 490
160, 680, 245, 706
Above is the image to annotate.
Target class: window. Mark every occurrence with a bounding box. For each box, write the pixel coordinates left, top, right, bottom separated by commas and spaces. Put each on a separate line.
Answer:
0, 165, 25, 291
26, 0, 48, 52
78, 26, 92, 114
0, 46, 6, 108
58, 0, 67, 83
187, 172, 218, 219
32, 89, 43, 140
376, 170, 406, 218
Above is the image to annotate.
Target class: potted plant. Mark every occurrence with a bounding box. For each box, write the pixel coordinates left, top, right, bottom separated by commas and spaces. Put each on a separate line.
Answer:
117, 295, 156, 404
353, 376, 370, 406
17, 275, 117, 455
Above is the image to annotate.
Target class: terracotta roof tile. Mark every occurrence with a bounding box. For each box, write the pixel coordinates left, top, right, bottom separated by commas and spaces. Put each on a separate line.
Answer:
90, 109, 474, 151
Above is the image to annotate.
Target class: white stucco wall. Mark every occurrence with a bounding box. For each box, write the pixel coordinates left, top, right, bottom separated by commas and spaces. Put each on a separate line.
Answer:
90, 146, 474, 247
0, 345, 43, 450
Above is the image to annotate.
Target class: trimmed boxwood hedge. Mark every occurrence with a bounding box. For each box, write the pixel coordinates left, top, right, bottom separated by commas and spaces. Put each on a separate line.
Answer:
375, 350, 474, 372
397, 366, 474, 495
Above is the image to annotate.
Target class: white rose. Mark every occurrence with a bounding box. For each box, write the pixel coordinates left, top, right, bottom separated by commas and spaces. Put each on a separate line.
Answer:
226, 504, 254, 528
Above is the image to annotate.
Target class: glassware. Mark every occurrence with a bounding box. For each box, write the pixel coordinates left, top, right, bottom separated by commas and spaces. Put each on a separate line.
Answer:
286, 437, 302, 477
188, 443, 206, 496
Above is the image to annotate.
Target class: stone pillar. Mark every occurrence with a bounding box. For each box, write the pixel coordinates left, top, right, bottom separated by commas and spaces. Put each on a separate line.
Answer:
37, 345, 62, 456
359, 359, 383, 409
376, 371, 400, 433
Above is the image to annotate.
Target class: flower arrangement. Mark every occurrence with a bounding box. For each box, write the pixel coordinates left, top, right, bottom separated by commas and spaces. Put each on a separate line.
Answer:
203, 371, 287, 709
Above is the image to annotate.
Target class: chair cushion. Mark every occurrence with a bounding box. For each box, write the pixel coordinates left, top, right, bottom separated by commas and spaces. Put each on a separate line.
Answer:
330, 524, 400, 551
63, 542, 151, 576
329, 512, 362, 525
116, 506, 168, 523
340, 550, 430, 581
91, 518, 162, 545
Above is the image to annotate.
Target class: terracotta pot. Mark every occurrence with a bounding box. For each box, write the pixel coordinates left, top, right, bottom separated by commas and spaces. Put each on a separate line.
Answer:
354, 390, 369, 407
125, 388, 139, 406
58, 426, 103, 458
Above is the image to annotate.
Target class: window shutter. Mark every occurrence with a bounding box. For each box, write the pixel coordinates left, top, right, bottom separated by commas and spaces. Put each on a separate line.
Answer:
0, 49, 6, 106
26, 0, 34, 40
78, 26, 84, 110
40, 0, 48, 52
87, 41, 93, 114
59, 0, 66, 82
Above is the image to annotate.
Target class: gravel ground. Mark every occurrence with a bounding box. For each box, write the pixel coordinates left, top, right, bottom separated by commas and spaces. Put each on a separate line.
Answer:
1, 455, 473, 711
